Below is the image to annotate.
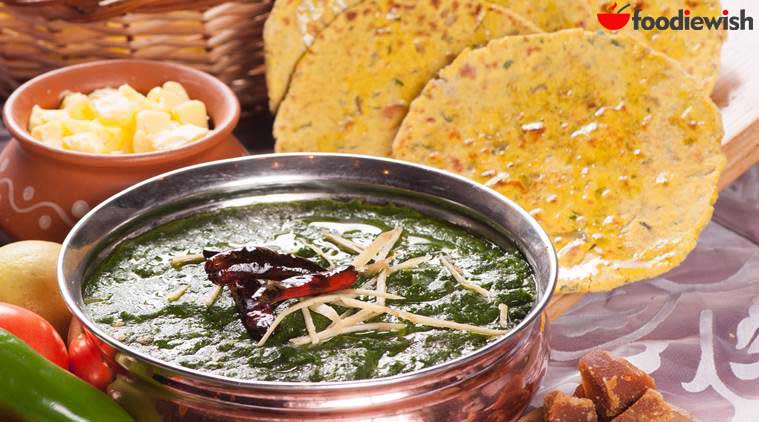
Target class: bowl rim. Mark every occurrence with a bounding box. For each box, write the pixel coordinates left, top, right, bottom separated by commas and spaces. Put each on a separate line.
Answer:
59, 153, 558, 391
1, 59, 241, 168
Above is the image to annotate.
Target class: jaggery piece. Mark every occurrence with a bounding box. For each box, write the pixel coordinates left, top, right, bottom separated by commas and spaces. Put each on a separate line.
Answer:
518, 407, 546, 422
579, 350, 656, 419
544, 391, 598, 422
574, 384, 586, 398
612, 389, 696, 422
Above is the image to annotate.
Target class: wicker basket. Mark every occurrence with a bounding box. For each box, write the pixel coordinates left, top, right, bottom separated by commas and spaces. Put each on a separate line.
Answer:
0, 0, 272, 114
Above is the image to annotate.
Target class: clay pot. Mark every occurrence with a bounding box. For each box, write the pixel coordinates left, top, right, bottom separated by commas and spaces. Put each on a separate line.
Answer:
1, 60, 246, 241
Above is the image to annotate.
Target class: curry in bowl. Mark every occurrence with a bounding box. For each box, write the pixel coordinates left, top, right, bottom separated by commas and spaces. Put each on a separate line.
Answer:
84, 199, 537, 382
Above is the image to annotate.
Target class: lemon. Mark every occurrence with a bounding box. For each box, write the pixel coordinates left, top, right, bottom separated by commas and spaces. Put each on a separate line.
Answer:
0, 241, 70, 336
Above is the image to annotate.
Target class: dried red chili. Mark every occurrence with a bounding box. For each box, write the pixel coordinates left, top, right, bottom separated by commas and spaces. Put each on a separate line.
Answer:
205, 246, 325, 285
227, 280, 275, 340
263, 266, 359, 303
204, 247, 358, 340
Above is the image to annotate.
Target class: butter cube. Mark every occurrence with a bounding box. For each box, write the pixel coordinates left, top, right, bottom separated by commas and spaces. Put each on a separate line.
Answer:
100, 125, 130, 153
62, 119, 128, 153
136, 110, 172, 133
117, 84, 162, 112
62, 118, 99, 134
151, 124, 208, 150
63, 132, 109, 154
162, 81, 190, 101
132, 129, 154, 153
61, 92, 95, 120
147, 81, 189, 110
28, 105, 67, 130
117, 84, 147, 103
172, 100, 208, 128
133, 110, 174, 153
31, 121, 65, 149
89, 88, 136, 127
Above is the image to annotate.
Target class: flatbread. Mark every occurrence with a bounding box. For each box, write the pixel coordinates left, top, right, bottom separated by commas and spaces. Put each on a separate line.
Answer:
264, 1, 724, 116
273, 0, 540, 156
392, 30, 725, 293
489, 0, 595, 31
264, 0, 363, 112
264, 0, 585, 113
587, 1, 725, 92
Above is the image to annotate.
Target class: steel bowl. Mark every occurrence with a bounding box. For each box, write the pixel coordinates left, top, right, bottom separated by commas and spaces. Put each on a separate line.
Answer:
59, 154, 558, 422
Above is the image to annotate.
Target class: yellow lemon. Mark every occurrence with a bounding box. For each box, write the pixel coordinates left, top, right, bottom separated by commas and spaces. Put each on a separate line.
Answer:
0, 241, 70, 336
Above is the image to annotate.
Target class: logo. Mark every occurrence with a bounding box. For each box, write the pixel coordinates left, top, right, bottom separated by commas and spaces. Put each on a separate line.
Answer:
596, 3, 754, 31
597, 3, 631, 30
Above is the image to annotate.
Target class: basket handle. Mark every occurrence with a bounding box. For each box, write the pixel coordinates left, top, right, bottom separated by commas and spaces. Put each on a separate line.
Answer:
3, 0, 232, 22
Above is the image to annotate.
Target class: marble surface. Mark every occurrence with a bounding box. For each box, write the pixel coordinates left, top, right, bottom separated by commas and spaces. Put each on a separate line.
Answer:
0, 121, 757, 421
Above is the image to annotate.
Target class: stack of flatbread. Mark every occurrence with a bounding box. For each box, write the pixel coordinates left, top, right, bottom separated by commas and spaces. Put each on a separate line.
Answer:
264, 0, 726, 293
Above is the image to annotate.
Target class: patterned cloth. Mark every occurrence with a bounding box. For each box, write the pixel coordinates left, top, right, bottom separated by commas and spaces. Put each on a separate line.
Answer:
1, 121, 757, 420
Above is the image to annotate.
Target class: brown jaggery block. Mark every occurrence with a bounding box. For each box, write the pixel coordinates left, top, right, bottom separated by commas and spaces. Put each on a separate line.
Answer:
544, 391, 598, 422
579, 350, 656, 419
611, 389, 696, 422
574, 384, 586, 398
518, 407, 546, 422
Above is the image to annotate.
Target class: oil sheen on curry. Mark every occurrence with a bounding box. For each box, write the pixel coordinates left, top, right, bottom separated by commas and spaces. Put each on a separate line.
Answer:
84, 200, 536, 382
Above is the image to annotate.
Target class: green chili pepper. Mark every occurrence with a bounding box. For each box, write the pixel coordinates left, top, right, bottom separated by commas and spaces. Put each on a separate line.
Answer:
0, 328, 134, 422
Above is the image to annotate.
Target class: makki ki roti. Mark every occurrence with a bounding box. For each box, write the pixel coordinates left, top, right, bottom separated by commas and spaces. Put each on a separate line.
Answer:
587, 0, 726, 92
392, 29, 725, 293
489, 0, 594, 31
264, 0, 585, 113
273, 0, 540, 157
265, 0, 362, 112
264, 0, 723, 116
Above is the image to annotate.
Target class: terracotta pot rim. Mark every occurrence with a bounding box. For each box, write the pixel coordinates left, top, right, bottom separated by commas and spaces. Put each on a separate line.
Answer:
2, 59, 241, 168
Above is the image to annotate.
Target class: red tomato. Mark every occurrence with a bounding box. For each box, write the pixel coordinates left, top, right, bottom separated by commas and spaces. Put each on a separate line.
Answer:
68, 318, 115, 390
0, 302, 69, 368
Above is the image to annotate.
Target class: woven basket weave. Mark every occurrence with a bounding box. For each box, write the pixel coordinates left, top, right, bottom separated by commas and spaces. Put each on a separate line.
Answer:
0, 0, 272, 114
